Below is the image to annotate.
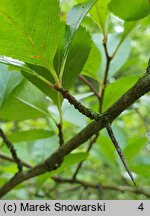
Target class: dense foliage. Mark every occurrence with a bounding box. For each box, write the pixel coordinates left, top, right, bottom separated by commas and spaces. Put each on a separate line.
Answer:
0, 0, 150, 199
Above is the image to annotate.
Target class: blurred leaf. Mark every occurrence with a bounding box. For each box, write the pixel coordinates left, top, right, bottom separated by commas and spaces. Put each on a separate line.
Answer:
112, 124, 128, 149
57, 152, 88, 173
0, 0, 61, 79
121, 22, 136, 44
108, 0, 150, 21
132, 165, 150, 177
63, 105, 87, 128
123, 136, 146, 161
0, 79, 48, 120
97, 135, 116, 164
93, 34, 131, 78
7, 129, 54, 143
133, 155, 150, 166
103, 76, 140, 111
0, 64, 23, 108
108, 36, 131, 76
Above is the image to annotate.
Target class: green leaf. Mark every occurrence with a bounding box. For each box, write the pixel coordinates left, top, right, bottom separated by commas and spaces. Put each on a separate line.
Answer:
57, 152, 88, 173
62, 27, 91, 89
58, 0, 96, 85
66, 0, 96, 40
0, 78, 48, 120
97, 135, 116, 164
0, 64, 23, 108
21, 71, 59, 105
123, 136, 147, 161
6, 129, 54, 143
82, 41, 101, 80
108, 0, 150, 21
109, 37, 131, 76
77, 0, 110, 33
121, 22, 137, 44
133, 155, 150, 166
112, 22, 136, 57
132, 165, 150, 177
63, 104, 87, 128
26, 135, 59, 163
54, 22, 66, 75
90, 0, 110, 33
103, 76, 140, 111
26, 64, 55, 83
0, 0, 60, 80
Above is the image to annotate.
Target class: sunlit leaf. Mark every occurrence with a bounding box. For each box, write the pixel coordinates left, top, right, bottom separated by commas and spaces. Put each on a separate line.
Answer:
108, 0, 150, 21
0, 0, 60, 79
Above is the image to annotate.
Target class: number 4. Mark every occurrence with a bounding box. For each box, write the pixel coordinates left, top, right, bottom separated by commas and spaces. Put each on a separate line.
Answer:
138, 203, 144, 211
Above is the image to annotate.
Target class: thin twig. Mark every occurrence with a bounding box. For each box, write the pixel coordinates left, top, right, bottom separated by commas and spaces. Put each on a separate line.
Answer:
79, 75, 101, 101
54, 85, 101, 121
0, 152, 32, 169
57, 123, 64, 146
105, 119, 136, 186
99, 39, 112, 113
0, 128, 23, 172
72, 133, 99, 179
52, 176, 150, 198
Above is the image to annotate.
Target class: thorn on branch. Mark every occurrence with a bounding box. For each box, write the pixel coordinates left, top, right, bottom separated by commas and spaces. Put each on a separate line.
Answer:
104, 118, 136, 186
0, 128, 23, 172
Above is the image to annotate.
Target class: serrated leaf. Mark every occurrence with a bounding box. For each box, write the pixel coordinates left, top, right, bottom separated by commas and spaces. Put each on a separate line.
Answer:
0, 0, 60, 80
62, 27, 91, 89
77, 0, 110, 33
57, 0, 95, 86
67, 0, 96, 40
108, 0, 150, 21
